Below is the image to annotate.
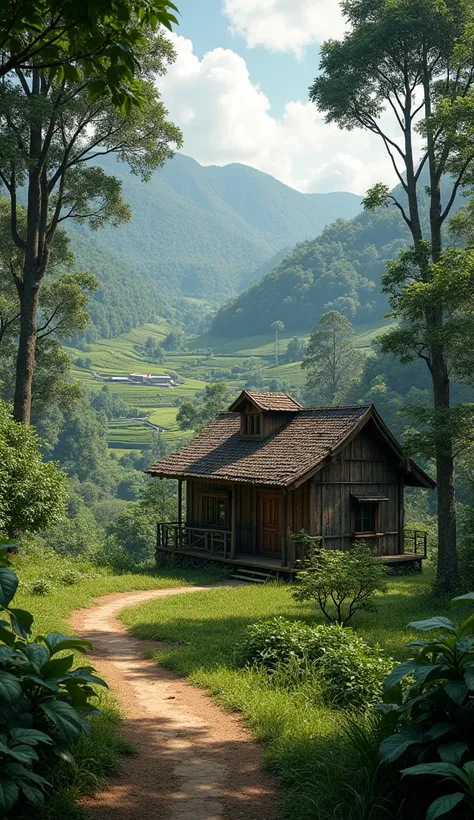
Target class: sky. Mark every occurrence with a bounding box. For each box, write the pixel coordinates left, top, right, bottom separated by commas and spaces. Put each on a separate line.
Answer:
158, 0, 403, 195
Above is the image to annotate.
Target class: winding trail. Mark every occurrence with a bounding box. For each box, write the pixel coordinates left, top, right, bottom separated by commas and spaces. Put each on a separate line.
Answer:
70, 584, 280, 820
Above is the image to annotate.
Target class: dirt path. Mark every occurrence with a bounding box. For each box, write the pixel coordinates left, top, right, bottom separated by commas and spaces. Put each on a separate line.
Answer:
70, 585, 280, 820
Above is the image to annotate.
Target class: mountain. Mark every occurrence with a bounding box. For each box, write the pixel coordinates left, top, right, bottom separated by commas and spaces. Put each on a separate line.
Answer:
210, 176, 463, 338
68, 154, 362, 308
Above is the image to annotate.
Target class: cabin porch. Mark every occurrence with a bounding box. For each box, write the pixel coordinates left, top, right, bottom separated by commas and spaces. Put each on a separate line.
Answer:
156, 520, 428, 575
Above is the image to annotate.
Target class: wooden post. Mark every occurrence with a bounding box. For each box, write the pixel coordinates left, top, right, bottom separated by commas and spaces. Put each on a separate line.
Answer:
178, 479, 183, 550
230, 486, 237, 561
282, 491, 288, 568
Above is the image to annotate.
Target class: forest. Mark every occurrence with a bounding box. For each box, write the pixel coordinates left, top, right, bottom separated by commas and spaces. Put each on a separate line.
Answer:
2, 0, 474, 818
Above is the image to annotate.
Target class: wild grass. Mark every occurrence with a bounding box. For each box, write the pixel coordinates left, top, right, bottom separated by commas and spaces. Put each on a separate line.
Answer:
9, 546, 227, 818
121, 570, 442, 819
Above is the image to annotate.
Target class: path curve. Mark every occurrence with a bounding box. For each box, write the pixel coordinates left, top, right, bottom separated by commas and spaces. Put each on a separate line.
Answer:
70, 584, 280, 820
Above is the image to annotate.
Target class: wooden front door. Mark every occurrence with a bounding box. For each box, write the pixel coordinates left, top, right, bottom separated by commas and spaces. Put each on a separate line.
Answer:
258, 493, 282, 558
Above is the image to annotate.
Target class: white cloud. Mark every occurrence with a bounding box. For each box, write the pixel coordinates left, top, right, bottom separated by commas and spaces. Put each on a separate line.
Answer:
222, 0, 346, 58
159, 35, 413, 195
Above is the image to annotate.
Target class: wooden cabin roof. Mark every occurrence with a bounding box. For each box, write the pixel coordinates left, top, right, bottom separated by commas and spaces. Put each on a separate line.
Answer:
228, 390, 303, 412
146, 403, 435, 490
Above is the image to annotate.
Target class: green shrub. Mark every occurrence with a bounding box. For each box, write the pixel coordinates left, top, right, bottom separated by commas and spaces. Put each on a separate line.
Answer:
0, 540, 107, 816
240, 617, 392, 709
379, 591, 474, 819
292, 543, 389, 625
60, 569, 82, 586
31, 577, 54, 595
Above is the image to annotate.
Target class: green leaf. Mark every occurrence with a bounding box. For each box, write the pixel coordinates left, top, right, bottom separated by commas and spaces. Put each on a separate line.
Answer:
383, 662, 417, 692
19, 781, 45, 808
41, 700, 89, 744
401, 762, 463, 779
445, 681, 468, 705
53, 739, 75, 764
464, 667, 474, 690
24, 675, 60, 693
379, 726, 424, 764
0, 568, 18, 608
0, 776, 19, 813
7, 744, 39, 764
451, 592, 474, 605
9, 608, 34, 639
408, 617, 457, 632
426, 793, 465, 820
41, 654, 74, 679
0, 670, 22, 703
424, 723, 454, 741
23, 643, 49, 669
9, 728, 53, 746
44, 633, 91, 656
438, 742, 468, 765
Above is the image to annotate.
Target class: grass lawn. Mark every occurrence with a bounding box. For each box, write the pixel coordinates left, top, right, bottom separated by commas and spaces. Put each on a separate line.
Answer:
10, 548, 228, 820
120, 568, 443, 820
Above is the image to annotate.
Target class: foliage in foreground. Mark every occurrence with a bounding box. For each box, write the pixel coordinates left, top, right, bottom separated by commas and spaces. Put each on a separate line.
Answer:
0, 398, 67, 537
292, 541, 389, 625
240, 616, 392, 709
379, 592, 474, 819
0, 543, 107, 816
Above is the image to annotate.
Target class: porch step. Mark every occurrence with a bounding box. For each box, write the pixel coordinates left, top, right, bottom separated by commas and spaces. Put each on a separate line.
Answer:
230, 567, 276, 584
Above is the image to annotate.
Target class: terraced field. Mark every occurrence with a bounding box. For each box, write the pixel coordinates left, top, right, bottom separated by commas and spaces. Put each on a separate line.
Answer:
68, 320, 389, 453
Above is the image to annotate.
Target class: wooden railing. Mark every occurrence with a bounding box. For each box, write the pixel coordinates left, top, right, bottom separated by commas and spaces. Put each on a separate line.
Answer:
404, 529, 428, 559
157, 522, 232, 560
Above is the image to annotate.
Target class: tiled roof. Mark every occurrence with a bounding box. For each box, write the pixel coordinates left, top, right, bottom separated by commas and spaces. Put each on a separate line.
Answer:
238, 391, 303, 412
146, 405, 372, 487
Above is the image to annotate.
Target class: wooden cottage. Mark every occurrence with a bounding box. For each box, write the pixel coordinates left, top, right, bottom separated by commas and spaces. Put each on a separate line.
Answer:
146, 391, 435, 576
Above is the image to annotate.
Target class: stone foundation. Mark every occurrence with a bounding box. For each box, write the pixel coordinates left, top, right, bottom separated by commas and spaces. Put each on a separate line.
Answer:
155, 549, 232, 574
386, 559, 423, 576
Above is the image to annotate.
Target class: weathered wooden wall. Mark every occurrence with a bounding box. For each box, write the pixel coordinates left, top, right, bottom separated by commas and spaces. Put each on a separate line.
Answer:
309, 430, 402, 555
185, 425, 403, 561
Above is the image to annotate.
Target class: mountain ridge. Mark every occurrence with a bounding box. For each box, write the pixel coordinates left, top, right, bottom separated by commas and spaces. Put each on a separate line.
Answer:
67, 153, 363, 316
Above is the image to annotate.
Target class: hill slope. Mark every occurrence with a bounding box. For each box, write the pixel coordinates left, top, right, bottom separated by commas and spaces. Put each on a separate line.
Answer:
210, 175, 463, 337
68, 154, 362, 306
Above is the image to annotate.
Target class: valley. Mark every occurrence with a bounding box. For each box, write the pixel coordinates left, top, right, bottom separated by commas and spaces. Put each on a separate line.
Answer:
68, 320, 389, 454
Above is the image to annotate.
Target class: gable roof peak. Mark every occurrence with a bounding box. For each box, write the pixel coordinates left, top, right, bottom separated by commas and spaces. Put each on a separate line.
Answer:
228, 390, 303, 413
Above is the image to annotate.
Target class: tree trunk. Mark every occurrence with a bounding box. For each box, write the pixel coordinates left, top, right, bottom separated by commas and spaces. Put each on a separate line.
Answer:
431, 343, 459, 590
13, 279, 40, 424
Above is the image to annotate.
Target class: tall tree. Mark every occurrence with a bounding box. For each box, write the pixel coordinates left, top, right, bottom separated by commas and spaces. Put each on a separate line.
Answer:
310, 0, 474, 590
302, 311, 364, 405
0, 0, 180, 110
271, 320, 285, 367
0, 30, 181, 424
177, 383, 233, 433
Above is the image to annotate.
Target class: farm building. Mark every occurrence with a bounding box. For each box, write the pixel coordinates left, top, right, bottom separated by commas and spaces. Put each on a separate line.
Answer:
146, 391, 435, 577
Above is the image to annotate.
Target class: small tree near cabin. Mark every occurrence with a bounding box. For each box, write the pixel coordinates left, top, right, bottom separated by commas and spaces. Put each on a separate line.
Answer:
310, 0, 474, 591
292, 542, 389, 626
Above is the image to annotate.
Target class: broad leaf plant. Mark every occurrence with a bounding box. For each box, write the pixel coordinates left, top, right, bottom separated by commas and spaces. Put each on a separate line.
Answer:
379, 592, 474, 818
0, 539, 107, 816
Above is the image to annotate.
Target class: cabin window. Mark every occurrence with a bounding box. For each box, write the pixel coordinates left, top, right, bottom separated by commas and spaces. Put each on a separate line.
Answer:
353, 502, 378, 535
202, 494, 228, 528
242, 413, 261, 436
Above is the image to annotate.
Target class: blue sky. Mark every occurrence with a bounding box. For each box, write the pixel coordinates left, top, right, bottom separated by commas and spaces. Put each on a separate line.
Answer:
175, 0, 318, 118
158, 1, 403, 194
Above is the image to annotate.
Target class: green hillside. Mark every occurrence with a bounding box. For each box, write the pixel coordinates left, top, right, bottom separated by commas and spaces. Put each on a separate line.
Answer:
69, 319, 387, 453
67, 154, 362, 313
210, 172, 467, 337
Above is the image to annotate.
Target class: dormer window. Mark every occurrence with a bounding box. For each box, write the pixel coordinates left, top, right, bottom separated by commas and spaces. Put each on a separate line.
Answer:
242, 413, 261, 437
